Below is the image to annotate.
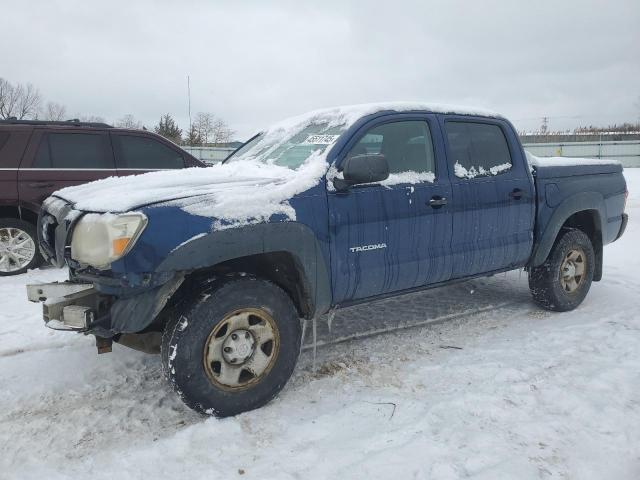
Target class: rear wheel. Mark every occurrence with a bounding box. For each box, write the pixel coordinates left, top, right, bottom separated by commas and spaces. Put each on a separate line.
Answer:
528, 228, 595, 311
161, 277, 301, 416
0, 218, 42, 276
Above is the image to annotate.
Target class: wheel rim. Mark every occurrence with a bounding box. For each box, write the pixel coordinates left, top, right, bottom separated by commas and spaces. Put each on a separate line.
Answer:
559, 248, 586, 294
0, 227, 36, 273
203, 308, 280, 391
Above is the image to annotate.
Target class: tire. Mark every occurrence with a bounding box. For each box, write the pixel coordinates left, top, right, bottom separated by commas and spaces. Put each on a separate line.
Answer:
0, 218, 42, 276
161, 277, 301, 417
528, 228, 595, 312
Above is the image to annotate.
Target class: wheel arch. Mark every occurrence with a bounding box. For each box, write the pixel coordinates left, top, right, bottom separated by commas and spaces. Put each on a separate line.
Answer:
530, 192, 605, 280
157, 222, 332, 320
0, 204, 38, 225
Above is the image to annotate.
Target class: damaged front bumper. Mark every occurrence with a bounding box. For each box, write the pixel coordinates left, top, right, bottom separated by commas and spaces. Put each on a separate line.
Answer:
26, 282, 99, 331
26, 275, 184, 336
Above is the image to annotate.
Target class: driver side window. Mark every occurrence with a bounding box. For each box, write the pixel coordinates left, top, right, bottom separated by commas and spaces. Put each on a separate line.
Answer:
347, 120, 436, 175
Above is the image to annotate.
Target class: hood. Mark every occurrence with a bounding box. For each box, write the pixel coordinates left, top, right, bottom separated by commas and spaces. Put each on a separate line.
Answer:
53, 157, 328, 227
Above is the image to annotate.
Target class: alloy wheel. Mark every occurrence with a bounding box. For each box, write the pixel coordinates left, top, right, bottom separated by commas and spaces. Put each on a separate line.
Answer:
0, 228, 36, 273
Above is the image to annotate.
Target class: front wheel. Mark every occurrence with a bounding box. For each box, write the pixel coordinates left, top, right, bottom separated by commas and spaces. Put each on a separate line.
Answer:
0, 218, 42, 276
161, 277, 301, 416
528, 228, 595, 312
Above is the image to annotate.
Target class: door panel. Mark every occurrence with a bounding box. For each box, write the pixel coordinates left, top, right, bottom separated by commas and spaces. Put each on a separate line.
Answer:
441, 117, 535, 278
17, 130, 116, 212
328, 114, 453, 304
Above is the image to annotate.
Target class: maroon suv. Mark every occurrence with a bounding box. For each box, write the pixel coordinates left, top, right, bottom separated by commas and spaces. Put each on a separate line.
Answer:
0, 119, 205, 276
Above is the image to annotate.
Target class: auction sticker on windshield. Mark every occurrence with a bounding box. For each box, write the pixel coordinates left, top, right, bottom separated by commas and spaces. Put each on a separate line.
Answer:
303, 134, 340, 145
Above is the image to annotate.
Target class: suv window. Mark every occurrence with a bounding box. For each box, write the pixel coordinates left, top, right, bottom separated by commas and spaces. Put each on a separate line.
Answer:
112, 134, 185, 169
33, 133, 113, 169
445, 121, 512, 178
347, 121, 436, 175
0, 132, 10, 152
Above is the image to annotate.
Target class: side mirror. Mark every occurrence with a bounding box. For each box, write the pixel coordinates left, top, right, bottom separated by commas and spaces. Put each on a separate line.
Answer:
333, 154, 389, 192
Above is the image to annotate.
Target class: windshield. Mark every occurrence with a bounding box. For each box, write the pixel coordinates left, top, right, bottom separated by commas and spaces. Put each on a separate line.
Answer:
226, 121, 347, 169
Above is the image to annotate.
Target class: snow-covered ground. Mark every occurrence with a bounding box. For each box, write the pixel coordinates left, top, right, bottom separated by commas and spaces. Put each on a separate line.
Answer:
1, 172, 639, 480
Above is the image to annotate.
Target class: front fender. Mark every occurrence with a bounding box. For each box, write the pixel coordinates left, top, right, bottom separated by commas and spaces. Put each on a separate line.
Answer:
157, 222, 332, 317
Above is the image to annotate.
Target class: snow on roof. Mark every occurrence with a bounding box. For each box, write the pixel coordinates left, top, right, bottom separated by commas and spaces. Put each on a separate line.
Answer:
264, 101, 503, 135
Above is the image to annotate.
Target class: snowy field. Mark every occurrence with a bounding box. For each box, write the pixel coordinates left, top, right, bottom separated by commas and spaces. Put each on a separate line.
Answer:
1, 171, 639, 480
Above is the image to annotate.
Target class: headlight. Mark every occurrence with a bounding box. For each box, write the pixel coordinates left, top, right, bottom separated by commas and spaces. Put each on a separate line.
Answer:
71, 213, 148, 269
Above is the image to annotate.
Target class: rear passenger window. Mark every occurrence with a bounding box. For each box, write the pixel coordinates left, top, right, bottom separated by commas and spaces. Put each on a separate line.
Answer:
112, 135, 185, 169
0, 132, 10, 152
33, 133, 113, 169
347, 121, 436, 177
445, 122, 512, 179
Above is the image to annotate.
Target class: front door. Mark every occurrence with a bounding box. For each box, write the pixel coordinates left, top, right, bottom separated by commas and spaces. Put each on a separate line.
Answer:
441, 116, 535, 278
328, 115, 453, 304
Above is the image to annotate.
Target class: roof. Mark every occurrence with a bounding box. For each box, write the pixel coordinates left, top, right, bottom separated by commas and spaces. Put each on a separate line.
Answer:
266, 101, 503, 134
0, 119, 112, 128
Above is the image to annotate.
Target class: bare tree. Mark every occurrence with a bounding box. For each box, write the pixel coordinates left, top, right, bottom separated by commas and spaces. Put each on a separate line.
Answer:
211, 118, 235, 145
193, 112, 214, 144
115, 114, 143, 129
0, 78, 42, 119
43, 102, 67, 121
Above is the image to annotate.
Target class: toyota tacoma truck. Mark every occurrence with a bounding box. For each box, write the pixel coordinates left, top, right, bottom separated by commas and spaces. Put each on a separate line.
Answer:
27, 103, 628, 416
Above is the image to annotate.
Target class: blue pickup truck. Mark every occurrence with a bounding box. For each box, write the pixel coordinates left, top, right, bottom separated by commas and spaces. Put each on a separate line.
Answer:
27, 102, 628, 416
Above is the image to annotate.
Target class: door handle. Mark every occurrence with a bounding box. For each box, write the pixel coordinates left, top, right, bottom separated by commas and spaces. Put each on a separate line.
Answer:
28, 182, 54, 189
509, 188, 524, 200
428, 196, 448, 208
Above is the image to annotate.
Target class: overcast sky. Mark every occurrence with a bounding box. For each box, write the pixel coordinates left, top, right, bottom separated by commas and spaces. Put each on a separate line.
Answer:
2, 0, 639, 139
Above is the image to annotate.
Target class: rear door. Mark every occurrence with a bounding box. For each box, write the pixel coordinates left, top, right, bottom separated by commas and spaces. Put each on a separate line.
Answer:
17, 129, 116, 212
0, 129, 28, 210
328, 114, 453, 304
111, 132, 186, 176
441, 116, 535, 278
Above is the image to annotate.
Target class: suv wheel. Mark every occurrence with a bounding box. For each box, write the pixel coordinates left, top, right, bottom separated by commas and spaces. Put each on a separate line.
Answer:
0, 219, 42, 276
162, 277, 301, 416
528, 228, 595, 311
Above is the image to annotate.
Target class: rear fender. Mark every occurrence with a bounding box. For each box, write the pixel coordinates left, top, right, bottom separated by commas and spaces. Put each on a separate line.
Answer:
530, 192, 604, 268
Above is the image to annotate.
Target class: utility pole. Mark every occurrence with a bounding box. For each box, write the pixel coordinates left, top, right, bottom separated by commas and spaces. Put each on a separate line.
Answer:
540, 116, 549, 135
187, 75, 192, 136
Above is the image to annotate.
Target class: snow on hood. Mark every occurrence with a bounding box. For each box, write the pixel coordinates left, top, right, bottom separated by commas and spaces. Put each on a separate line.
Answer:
54, 153, 328, 227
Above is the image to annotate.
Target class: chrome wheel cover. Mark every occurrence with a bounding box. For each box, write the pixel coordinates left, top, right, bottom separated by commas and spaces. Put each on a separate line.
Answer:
0, 227, 36, 273
203, 308, 280, 391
